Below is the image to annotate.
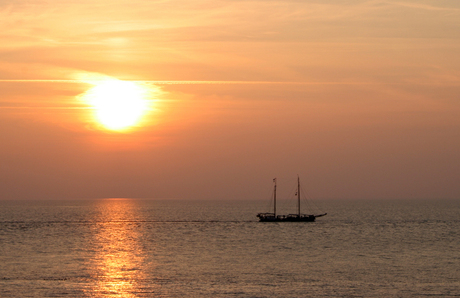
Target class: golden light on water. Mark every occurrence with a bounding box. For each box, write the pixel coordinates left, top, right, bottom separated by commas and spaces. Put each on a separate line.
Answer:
82, 80, 153, 132
91, 199, 149, 297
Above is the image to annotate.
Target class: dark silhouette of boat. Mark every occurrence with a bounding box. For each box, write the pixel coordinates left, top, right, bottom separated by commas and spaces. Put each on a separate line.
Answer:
257, 176, 327, 222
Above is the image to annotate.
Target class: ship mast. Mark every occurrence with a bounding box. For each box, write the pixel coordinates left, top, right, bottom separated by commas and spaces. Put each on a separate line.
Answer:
273, 178, 277, 216
297, 175, 300, 216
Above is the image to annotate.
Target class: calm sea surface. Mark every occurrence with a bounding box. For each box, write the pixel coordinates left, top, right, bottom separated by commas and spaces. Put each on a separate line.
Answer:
0, 198, 459, 297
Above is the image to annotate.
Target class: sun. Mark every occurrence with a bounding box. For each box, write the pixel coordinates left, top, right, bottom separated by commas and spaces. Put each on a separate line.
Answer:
84, 80, 151, 131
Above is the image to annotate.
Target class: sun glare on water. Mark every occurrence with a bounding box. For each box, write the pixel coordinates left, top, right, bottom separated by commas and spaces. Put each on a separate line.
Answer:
84, 80, 152, 131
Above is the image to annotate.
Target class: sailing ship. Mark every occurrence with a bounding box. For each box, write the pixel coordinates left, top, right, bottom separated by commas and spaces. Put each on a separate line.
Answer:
257, 176, 327, 222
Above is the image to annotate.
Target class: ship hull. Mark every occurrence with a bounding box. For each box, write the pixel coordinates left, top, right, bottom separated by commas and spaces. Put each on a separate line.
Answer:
257, 213, 317, 222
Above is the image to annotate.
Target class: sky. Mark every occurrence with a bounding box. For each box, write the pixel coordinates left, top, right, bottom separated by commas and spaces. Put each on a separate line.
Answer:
1, 0, 459, 200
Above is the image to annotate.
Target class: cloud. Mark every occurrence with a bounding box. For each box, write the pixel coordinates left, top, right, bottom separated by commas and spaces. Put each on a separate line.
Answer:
1, 1, 459, 83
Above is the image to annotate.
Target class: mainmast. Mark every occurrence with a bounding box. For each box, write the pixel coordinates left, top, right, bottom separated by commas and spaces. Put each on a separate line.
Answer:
273, 178, 277, 216
297, 175, 300, 216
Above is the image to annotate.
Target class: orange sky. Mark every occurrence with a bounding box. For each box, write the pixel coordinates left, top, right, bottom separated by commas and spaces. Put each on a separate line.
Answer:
1, 0, 459, 200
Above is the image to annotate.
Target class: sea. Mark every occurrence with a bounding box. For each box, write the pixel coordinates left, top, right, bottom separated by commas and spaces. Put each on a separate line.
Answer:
0, 198, 459, 297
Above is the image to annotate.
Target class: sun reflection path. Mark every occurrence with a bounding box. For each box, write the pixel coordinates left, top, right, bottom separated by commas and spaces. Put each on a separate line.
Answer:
89, 199, 154, 297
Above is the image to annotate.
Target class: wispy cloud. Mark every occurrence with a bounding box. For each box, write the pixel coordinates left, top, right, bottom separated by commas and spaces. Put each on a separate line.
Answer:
391, 1, 460, 12
0, 79, 376, 84
1, 0, 459, 83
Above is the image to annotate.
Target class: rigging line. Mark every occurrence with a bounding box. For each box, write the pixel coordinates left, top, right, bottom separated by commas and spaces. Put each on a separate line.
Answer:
279, 176, 295, 210
264, 183, 274, 213
300, 169, 325, 213
299, 183, 326, 214
299, 180, 324, 214
286, 182, 298, 211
